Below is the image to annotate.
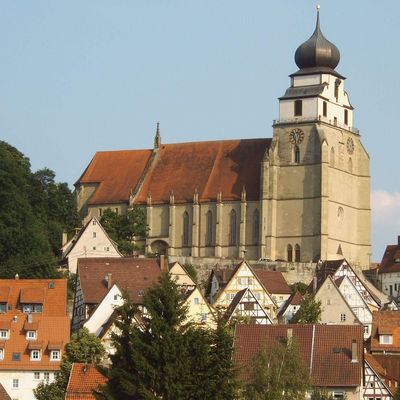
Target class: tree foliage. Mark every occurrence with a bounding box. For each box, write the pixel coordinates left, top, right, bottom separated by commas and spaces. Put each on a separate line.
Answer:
290, 294, 322, 324
96, 273, 237, 400
0, 141, 79, 278
244, 339, 310, 400
100, 207, 147, 255
34, 328, 105, 400
290, 281, 308, 295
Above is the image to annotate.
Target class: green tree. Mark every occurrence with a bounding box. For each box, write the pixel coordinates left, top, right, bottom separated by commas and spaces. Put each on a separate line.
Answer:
290, 281, 308, 295
244, 339, 310, 400
34, 328, 105, 400
0, 141, 79, 278
100, 206, 147, 255
393, 386, 400, 400
291, 294, 322, 324
96, 273, 237, 400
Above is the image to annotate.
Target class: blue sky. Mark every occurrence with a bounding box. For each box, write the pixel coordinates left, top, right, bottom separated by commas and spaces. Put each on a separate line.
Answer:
0, 1, 399, 261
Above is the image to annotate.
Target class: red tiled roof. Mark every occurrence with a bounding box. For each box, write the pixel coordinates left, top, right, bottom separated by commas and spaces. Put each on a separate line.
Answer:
379, 243, 400, 274
66, 363, 107, 400
253, 269, 291, 295
277, 291, 303, 318
0, 279, 67, 317
136, 139, 270, 204
77, 257, 162, 304
372, 354, 400, 381
371, 311, 400, 352
77, 149, 153, 205
233, 324, 363, 387
365, 353, 398, 395
0, 383, 10, 400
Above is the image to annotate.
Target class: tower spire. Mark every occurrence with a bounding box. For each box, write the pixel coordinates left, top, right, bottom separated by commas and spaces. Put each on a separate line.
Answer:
154, 122, 161, 149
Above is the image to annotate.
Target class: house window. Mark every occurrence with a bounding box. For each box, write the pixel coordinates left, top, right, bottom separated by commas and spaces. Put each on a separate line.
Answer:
93, 232, 96, 238
26, 331, 36, 340
92, 220, 97, 225
340, 313, 346, 322
92, 246, 96, 250
34, 372, 40, 380
287, 244, 293, 262
50, 350, 61, 361
323, 101, 327, 117
105, 246, 110, 251
12, 379, 19, 389
183, 212, 190, 246
31, 350, 41, 361
344, 109, 348, 125
253, 209, 260, 245
294, 146, 300, 163
44, 372, 50, 381
12, 352, 20, 361
334, 116, 337, 126
333, 393, 344, 400
193, 298, 200, 305
379, 334, 393, 345
22, 304, 43, 313
201, 313, 208, 323
295, 244, 301, 262
0, 349, 4, 360
364, 326, 369, 334
229, 210, 237, 246
206, 210, 213, 246
0, 330, 8, 339
294, 100, 302, 116
0, 303, 6, 313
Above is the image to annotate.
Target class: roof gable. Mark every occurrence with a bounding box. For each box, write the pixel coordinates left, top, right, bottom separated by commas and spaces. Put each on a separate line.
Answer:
371, 311, 400, 352
379, 243, 400, 274
277, 291, 303, 318
169, 262, 196, 287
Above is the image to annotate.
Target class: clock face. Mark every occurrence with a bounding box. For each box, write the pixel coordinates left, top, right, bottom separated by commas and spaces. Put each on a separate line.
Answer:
347, 137, 354, 154
289, 128, 304, 145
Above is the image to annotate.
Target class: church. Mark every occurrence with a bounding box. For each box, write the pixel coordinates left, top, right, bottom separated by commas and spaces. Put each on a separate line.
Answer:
75, 10, 371, 268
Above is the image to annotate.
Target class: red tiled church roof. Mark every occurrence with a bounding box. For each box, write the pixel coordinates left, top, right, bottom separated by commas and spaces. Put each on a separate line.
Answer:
233, 324, 363, 387
66, 363, 107, 399
77, 138, 271, 205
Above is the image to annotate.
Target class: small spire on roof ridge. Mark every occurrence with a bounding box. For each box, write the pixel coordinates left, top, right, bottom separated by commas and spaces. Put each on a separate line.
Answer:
154, 122, 161, 149
241, 186, 246, 202
217, 190, 222, 203
147, 192, 152, 206
193, 188, 199, 204
169, 191, 175, 205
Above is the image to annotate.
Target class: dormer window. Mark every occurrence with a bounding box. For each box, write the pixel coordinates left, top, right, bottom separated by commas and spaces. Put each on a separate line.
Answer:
22, 304, 43, 313
50, 350, 61, 361
294, 100, 302, 116
0, 303, 6, 313
394, 258, 400, 263
0, 348, 4, 360
30, 350, 41, 361
379, 334, 393, 345
0, 330, 9, 339
26, 331, 37, 340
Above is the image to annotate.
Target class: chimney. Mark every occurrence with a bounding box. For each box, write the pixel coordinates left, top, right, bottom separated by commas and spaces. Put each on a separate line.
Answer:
15, 274, 19, 280
287, 328, 293, 345
160, 255, 168, 272
107, 273, 112, 289
313, 276, 317, 293
62, 231, 68, 246
351, 340, 358, 363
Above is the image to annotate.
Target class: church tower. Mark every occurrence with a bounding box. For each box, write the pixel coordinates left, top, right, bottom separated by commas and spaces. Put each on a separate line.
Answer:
261, 7, 371, 267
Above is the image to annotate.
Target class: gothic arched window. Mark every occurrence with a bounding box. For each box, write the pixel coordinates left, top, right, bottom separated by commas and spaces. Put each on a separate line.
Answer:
330, 147, 335, 167
294, 146, 300, 163
229, 210, 237, 246
295, 244, 301, 262
183, 211, 189, 246
206, 210, 213, 246
348, 157, 353, 174
287, 244, 293, 262
253, 209, 260, 245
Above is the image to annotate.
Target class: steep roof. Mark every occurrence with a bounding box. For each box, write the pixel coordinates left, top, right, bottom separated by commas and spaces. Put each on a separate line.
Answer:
233, 324, 363, 387
77, 138, 271, 206
370, 311, 400, 353
77, 257, 162, 304
66, 363, 107, 399
364, 353, 398, 395
77, 149, 153, 205
277, 291, 303, 318
252, 269, 291, 295
0, 279, 69, 372
373, 354, 400, 381
379, 241, 400, 274
0, 279, 67, 316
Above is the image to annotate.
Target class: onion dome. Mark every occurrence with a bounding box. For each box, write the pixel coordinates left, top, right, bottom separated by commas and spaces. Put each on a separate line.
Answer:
294, 7, 340, 70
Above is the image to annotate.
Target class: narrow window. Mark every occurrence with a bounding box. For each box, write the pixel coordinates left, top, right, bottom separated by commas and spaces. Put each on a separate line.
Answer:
323, 101, 327, 117
229, 210, 237, 245
12, 378, 19, 389
330, 147, 335, 167
344, 109, 348, 125
294, 146, 300, 163
294, 100, 302, 116
253, 209, 260, 244
206, 210, 213, 246
99, 208, 103, 217
287, 244, 293, 262
340, 313, 346, 322
93, 232, 96, 238
183, 212, 189, 246
295, 244, 301, 262
334, 116, 338, 126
